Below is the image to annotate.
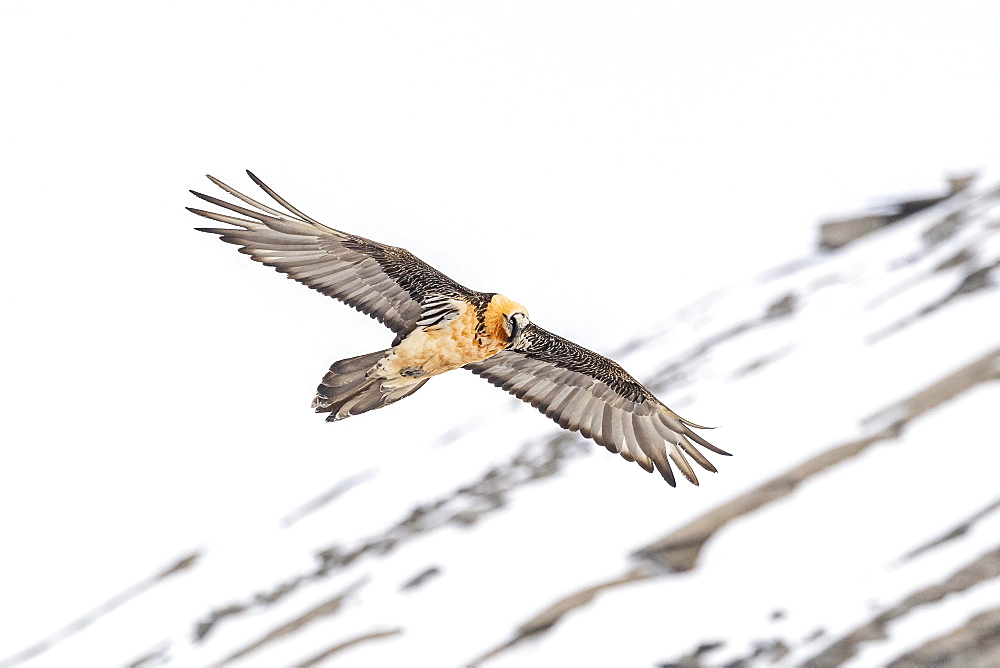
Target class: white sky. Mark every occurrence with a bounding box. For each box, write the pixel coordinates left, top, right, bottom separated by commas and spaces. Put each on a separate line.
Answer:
1, 0, 999, 656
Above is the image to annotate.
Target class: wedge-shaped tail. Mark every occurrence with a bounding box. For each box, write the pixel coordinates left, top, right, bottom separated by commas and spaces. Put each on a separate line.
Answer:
312, 350, 428, 422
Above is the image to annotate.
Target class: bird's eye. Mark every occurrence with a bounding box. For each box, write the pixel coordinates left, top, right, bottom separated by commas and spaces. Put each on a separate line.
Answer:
508, 313, 521, 339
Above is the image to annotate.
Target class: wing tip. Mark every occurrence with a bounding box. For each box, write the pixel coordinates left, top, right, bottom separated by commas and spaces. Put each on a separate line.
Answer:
187, 206, 211, 218
676, 463, 700, 486
688, 430, 732, 457
246, 169, 264, 186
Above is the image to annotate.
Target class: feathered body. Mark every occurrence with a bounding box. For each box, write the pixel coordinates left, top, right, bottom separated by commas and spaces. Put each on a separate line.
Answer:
190, 172, 730, 486
312, 294, 527, 421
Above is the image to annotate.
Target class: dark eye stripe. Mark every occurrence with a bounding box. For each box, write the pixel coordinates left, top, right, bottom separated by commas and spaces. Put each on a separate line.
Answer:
509, 315, 521, 339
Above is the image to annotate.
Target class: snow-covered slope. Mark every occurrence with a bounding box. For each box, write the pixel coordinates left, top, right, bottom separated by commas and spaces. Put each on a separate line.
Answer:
4, 181, 998, 668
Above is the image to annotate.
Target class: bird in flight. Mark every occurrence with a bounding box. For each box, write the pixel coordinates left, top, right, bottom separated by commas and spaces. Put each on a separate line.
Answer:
189, 172, 730, 486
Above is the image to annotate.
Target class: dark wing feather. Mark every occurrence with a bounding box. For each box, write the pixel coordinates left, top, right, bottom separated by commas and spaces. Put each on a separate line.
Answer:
189, 171, 474, 340
466, 323, 730, 486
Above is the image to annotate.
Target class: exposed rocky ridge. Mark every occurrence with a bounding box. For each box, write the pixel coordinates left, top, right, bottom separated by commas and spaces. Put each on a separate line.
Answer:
474, 347, 1000, 665
640, 346, 1000, 573
0, 552, 201, 668
192, 431, 588, 644
805, 546, 1000, 666
888, 605, 1000, 667
899, 497, 1000, 564
818, 174, 976, 249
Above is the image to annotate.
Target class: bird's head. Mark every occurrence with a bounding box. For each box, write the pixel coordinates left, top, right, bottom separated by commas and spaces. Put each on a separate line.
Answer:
485, 294, 530, 348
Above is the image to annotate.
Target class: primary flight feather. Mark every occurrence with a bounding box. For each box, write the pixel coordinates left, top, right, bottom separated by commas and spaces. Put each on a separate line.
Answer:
189, 171, 730, 486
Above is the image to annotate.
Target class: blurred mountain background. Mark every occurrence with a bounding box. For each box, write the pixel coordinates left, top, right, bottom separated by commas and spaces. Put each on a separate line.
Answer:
5, 172, 999, 668
2, 2, 999, 667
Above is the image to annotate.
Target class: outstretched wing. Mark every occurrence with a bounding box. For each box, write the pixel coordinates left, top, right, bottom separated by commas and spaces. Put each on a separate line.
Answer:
189, 171, 473, 341
465, 323, 730, 486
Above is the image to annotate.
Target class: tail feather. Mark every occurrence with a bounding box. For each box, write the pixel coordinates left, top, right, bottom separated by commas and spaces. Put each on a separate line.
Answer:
312, 349, 428, 422
329, 350, 388, 374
